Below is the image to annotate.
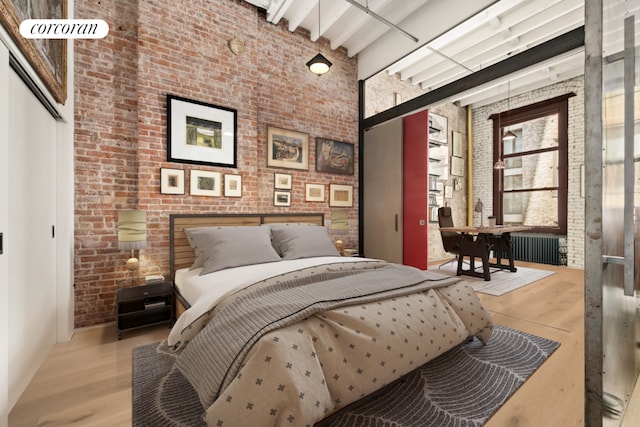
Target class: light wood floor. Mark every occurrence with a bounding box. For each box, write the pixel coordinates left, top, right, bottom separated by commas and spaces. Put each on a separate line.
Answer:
7, 261, 640, 426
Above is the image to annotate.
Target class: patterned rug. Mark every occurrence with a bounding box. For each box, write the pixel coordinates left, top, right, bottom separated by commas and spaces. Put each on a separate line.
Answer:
436, 264, 556, 296
132, 325, 559, 426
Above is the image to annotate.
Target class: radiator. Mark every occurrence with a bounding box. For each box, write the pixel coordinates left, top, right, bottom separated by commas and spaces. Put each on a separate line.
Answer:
510, 234, 560, 265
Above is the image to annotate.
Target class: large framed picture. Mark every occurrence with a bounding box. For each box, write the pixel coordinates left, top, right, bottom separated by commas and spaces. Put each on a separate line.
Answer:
0, 0, 67, 104
167, 95, 237, 167
160, 168, 185, 195
329, 184, 353, 207
190, 170, 221, 197
316, 137, 354, 175
267, 126, 309, 170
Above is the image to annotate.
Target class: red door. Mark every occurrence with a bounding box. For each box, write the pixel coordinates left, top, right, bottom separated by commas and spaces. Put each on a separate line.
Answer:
402, 111, 428, 269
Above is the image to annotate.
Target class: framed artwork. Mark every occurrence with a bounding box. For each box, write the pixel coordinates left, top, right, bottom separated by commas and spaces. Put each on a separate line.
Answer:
451, 156, 464, 176
160, 168, 185, 194
274, 191, 291, 207
167, 95, 237, 167
305, 183, 325, 202
0, 0, 67, 104
316, 138, 354, 175
329, 184, 353, 207
452, 131, 463, 157
274, 173, 292, 190
224, 174, 242, 197
190, 170, 221, 196
428, 112, 448, 145
267, 126, 309, 170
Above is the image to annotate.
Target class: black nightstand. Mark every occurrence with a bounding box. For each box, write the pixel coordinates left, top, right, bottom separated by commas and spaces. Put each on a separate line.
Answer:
116, 282, 173, 340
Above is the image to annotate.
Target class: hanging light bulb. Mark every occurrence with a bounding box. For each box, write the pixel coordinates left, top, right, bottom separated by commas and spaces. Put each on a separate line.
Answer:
502, 80, 516, 141
307, 0, 332, 75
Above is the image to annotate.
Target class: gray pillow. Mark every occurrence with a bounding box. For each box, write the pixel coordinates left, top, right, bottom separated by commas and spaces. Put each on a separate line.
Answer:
269, 223, 339, 260
185, 226, 281, 275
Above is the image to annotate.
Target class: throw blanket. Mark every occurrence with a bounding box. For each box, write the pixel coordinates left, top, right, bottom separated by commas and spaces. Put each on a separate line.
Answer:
174, 261, 494, 426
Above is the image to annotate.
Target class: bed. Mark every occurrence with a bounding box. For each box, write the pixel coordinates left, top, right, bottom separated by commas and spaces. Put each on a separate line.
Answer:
167, 213, 494, 426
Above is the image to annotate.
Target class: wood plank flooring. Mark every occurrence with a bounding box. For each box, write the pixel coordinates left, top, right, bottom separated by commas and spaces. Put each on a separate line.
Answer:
7, 261, 639, 426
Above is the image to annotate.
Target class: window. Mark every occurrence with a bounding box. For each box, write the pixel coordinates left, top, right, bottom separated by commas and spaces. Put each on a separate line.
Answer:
491, 93, 574, 234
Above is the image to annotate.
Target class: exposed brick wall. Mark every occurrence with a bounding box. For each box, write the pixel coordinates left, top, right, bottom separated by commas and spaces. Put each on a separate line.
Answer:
74, 0, 358, 327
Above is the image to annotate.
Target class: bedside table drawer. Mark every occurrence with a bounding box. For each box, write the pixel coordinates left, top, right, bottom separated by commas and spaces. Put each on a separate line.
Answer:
118, 282, 171, 301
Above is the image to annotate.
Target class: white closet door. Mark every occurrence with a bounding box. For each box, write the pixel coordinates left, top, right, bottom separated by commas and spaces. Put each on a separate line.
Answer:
7, 67, 57, 410
0, 44, 9, 427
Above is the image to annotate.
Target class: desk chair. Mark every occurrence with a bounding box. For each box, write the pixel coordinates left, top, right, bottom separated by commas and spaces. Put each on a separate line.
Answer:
437, 207, 462, 268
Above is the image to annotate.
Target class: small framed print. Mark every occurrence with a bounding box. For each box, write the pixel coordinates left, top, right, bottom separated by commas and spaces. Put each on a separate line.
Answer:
305, 183, 325, 202
274, 173, 292, 190
267, 126, 309, 170
160, 168, 185, 194
224, 174, 242, 197
452, 131, 463, 157
190, 170, 221, 196
329, 184, 353, 207
451, 156, 464, 177
429, 112, 448, 145
274, 191, 291, 207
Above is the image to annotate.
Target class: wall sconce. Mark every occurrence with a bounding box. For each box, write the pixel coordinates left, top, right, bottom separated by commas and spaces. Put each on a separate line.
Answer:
117, 209, 147, 283
307, 0, 332, 75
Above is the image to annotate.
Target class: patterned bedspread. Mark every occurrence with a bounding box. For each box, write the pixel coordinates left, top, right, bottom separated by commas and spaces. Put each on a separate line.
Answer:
172, 260, 494, 426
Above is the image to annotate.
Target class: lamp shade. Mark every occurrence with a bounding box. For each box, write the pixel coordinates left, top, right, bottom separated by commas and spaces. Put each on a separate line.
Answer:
502, 129, 517, 141
306, 53, 332, 75
117, 210, 147, 250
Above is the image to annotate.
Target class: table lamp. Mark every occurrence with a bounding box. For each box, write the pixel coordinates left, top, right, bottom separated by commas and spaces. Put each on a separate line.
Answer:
118, 209, 147, 283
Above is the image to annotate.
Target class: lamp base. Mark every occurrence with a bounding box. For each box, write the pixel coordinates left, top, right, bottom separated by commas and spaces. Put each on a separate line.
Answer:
126, 257, 139, 271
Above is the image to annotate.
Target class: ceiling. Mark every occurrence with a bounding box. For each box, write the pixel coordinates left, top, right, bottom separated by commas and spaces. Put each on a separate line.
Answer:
244, 0, 638, 108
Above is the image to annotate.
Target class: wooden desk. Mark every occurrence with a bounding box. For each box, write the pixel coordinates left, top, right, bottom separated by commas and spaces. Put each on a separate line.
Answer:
439, 225, 531, 281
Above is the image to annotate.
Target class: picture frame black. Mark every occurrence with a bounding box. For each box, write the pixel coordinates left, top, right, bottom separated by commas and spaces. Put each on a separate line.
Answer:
167, 94, 237, 167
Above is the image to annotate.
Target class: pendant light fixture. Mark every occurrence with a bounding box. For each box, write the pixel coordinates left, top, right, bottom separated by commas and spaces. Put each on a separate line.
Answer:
307, 0, 332, 75
494, 81, 506, 170
502, 80, 517, 141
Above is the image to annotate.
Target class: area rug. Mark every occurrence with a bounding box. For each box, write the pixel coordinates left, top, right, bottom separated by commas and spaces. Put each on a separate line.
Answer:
132, 325, 559, 427
436, 263, 556, 296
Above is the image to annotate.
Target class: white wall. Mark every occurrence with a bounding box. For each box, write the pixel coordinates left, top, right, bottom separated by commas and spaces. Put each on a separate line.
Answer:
0, 0, 75, 419
0, 41, 10, 427
471, 76, 585, 269
7, 68, 58, 409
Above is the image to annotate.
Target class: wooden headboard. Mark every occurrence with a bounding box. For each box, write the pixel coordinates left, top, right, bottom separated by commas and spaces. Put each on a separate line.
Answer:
169, 212, 325, 281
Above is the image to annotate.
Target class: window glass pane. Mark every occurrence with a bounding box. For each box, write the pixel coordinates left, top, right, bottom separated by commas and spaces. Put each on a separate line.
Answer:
503, 113, 559, 155
504, 189, 558, 227
503, 151, 558, 191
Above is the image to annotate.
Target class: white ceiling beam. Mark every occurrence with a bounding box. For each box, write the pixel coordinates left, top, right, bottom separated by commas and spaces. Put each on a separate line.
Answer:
287, 0, 318, 32
409, 5, 583, 88
357, 0, 497, 80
